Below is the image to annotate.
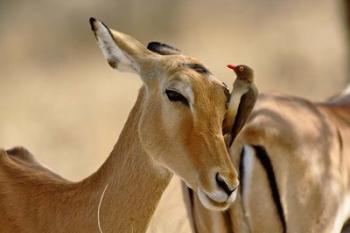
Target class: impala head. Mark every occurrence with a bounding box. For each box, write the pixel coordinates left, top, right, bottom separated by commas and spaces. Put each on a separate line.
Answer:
90, 18, 253, 210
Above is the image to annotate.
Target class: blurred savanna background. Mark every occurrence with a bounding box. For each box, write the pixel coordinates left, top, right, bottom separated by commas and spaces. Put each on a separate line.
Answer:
0, 0, 349, 183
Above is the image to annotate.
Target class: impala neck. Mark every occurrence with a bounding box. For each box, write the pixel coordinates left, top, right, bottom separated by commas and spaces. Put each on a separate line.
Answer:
81, 87, 172, 232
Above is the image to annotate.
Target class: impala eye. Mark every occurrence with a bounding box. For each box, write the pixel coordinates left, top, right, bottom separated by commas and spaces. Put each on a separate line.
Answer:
165, 89, 189, 106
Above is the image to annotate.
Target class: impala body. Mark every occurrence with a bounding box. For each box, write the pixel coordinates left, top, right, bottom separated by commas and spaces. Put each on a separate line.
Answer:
184, 90, 350, 233
0, 18, 257, 233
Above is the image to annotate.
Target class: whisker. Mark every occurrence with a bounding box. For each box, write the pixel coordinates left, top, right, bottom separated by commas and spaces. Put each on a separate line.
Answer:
98, 184, 109, 233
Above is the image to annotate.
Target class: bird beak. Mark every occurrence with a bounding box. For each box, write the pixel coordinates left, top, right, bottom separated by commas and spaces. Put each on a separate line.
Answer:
227, 64, 237, 72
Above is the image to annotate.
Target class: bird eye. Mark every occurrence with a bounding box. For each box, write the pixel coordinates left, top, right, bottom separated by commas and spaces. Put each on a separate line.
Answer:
239, 66, 245, 72
165, 89, 189, 106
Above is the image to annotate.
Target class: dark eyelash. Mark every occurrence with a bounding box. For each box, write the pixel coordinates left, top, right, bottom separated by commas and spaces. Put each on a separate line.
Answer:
165, 89, 189, 106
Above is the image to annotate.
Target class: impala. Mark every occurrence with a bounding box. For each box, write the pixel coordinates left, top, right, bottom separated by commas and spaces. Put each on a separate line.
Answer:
0, 18, 256, 233
183, 85, 350, 232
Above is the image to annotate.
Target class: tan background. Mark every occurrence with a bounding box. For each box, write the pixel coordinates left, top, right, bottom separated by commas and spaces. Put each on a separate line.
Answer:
0, 0, 348, 180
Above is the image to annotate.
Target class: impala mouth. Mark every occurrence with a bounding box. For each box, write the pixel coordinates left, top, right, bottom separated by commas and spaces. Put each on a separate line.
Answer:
197, 188, 237, 211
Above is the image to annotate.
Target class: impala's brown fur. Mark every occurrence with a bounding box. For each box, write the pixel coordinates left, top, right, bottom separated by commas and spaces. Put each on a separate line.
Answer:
184, 90, 350, 233
0, 18, 244, 233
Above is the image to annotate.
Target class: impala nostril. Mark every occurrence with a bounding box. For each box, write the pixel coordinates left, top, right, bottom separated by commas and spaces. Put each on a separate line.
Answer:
215, 172, 236, 196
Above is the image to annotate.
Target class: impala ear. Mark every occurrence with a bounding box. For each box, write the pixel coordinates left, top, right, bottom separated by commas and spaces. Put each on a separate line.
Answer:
147, 41, 181, 55
90, 17, 156, 74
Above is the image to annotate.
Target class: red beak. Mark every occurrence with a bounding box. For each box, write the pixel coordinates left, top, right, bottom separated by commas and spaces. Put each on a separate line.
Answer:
227, 64, 237, 71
